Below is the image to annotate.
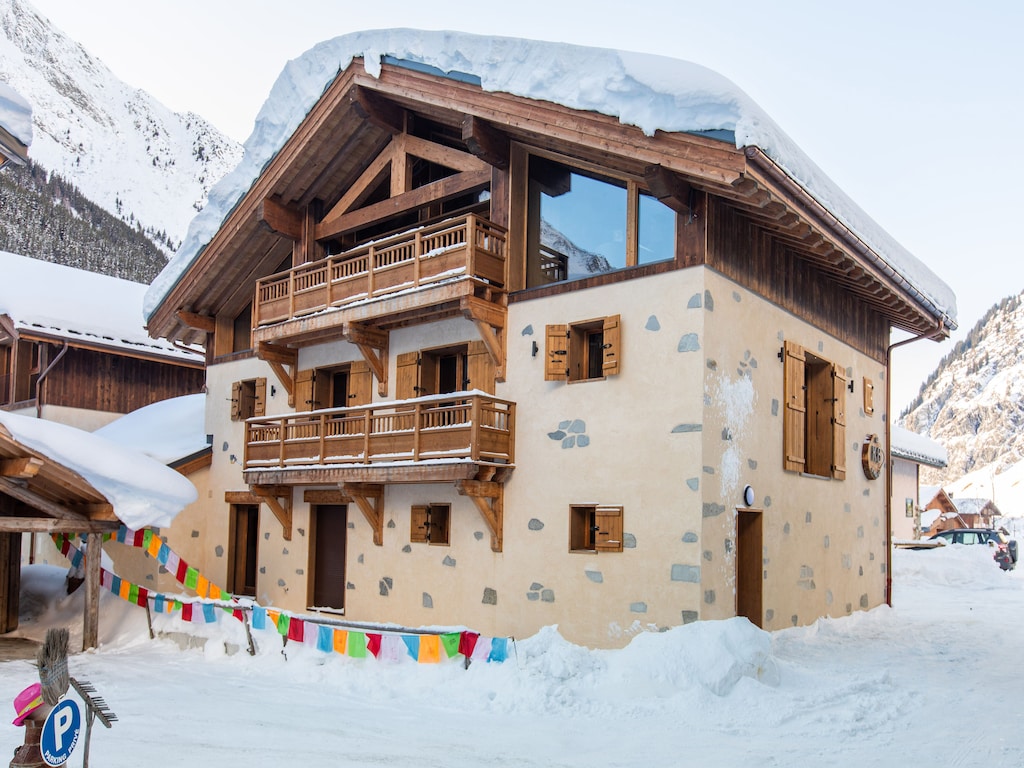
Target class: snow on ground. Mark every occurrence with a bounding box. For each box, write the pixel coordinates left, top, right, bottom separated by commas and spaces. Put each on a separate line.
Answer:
1, 545, 1021, 766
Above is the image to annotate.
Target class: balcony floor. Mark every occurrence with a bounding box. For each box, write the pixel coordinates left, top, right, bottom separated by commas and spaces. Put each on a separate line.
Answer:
244, 459, 514, 487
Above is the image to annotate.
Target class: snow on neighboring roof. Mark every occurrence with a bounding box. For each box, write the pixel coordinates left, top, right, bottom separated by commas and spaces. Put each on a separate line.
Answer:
0, 251, 200, 362
93, 394, 208, 465
951, 497, 996, 517
0, 80, 32, 150
0, 410, 197, 528
891, 425, 947, 469
143, 29, 957, 329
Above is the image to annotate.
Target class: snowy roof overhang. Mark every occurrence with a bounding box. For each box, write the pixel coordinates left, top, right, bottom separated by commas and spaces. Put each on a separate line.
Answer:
144, 29, 957, 344
0, 251, 203, 364
891, 425, 947, 469
0, 411, 197, 532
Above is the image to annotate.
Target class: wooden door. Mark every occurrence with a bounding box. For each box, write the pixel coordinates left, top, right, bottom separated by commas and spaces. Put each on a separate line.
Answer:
229, 505, 259, 597
311, 505, 347, 610
0, 533, 22, 633
736, 508, 763, 628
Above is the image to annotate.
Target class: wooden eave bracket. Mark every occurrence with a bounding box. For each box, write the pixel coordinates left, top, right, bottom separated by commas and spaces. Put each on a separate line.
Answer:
461, 116, 510, 170
342, 323, 389, 396
257, 342, 298, 406
341, 482, 384, 546
258, 196, 303, 240
460, 295, 507, 381
644, 165, 693, 217
0, 456, 44, 479
252, 484, 293, 541
455, 479, 503, 552
350, 86, 407, 133
176, 310, 216, 333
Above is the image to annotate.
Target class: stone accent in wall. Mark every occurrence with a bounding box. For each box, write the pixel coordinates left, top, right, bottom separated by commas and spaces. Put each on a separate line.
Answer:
682, 531, 698, 543
765, 608, 774, 622
687, 293, 702, 309
387, 519, 395, 529
191, 530, 199, 538
630, 602, 647, 613
528, 519, 544, 531
704, 590, 715, 604
442, 555, 456, 567
706, 359, 717, 371
702, 550, 712, 562
522, 324, 534, 336
681, 610, 698, 624
645, 315, 661, 331
670, 564, 700, 582
859, 594, 869, 608
704, 290, 714, 310
702, 502, 725, 518
379, 577, 393, 596
402, 544, 411, 553
297, 528, 305, 537
623, 533, 636, 548
482, 587, 497, 605
585, 569, 603, 583
671, 423, 702, 433
423, 593, 433, 609
527, 592, 539, 601
541, 589, 555, 603
215, 545, 223, 557
677, 333, 700, 352
358, 554, 364, 564
347, 582, 355, 590
747, 459, 757, 470
474, 531, 484, 541
686, 478, 699, 491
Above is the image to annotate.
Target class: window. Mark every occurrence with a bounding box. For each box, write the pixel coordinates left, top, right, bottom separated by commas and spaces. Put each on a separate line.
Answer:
230, 377, 266, 421
410, 504, 450, 545
545, 315, 621, 382
782, 340, 846, 479
569, 505, 624, 553
228, 504, 259, 597
395, 341, 494, 399
295, 361, 373, 411
526, 155, 675, 287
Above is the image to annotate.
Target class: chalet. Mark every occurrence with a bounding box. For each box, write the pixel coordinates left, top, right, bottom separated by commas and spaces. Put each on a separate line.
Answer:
924, 489, 999, 532
890, 426, 947, 541
0, 251, 205, 431
144, 31, 957, 647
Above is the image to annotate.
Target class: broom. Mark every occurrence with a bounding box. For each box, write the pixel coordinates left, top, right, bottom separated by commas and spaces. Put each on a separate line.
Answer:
36, 627, 70, 706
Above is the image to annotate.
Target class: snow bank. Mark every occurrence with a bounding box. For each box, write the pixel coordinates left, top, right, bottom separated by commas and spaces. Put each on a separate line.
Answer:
93, 394, 208, 465
145, 29, 956, 329
0, 411, 197, 528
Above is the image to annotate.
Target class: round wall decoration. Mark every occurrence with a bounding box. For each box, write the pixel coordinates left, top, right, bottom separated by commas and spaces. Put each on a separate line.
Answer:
862, 434, 884, 480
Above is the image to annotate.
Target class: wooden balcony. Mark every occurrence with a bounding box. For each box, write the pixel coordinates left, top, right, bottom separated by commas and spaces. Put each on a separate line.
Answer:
253, 214, 507, 344
242, 393, 515, 486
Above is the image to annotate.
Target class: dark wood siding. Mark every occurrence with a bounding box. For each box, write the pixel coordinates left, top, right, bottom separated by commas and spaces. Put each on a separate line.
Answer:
39, 345, 204, 413
706, 199, 889, 363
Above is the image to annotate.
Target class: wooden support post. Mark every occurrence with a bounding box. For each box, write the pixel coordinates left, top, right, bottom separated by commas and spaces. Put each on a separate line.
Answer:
83, 534, 101, 650
344, 324, 389, 397
461, 295, 506, 381
252, 485, 293, 541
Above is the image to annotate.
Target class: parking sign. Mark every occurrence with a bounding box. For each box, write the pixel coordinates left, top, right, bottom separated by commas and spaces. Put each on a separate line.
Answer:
40, 699, 82, 767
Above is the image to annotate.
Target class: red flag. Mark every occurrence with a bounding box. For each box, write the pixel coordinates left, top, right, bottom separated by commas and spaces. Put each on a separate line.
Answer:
175, 560, 188, 582
136, 587, 149, 607
287, 617, 304, 642
458, 631, 480, 658
367, 633, 382, 658
133, 529, 146, 547
182, 603, 193, 622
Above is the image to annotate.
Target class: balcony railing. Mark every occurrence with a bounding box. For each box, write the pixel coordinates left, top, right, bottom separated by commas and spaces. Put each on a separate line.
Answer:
243, 393, 515, 471
254, 214, 507, 327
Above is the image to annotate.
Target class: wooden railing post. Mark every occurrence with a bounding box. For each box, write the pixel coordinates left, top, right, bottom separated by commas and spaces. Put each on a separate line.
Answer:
413, 230, 422, 288
319, 413, 327, 464
362, 409, 372, 462
278, 418, 287, 468
288, 269, 296, 320
470, 397, 481, 461
466, 214, 477, 278
412, 402, 422, 461
367, 246, 376, 299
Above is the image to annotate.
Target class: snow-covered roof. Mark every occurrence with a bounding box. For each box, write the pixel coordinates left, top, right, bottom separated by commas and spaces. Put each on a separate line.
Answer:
951, 497, 997, 517
0, 80, 32, 153
144, 29, 957, 328
891, 425, 947, 469
0, 410, 197, 528
0, 251, 200, 362
93, 394, 209, 466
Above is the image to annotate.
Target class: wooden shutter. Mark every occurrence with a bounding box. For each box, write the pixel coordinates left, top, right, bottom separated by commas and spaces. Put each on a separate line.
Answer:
545, 324, 568, 381
417, 352, 437, 396
602, 314, 621, 376
254, 378, 267, 417
410, 505, 429, 543
466, 340, 495, 394
863, 377, 874, 416
230, 381, 242, 421
396, 352, 420, 400
295, 369, 314, 411
831, 364, 847, 480
783, 340, 806, 473
349, 360, 373, 406
594, 506, 624, 552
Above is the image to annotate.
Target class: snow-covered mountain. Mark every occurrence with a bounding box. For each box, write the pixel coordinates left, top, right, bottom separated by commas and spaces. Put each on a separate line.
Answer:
0, 0, 242, 250
900, 292, 1024, 488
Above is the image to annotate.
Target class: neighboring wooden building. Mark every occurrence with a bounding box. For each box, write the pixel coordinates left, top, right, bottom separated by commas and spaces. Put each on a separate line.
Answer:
144, 32, 957, 647
890, 426, 947, 541
0, 251, 205, 431
924, 489, 999, 532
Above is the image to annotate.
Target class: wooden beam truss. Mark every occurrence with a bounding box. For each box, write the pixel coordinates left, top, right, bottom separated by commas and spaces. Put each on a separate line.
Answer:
455, 479, 503, 552
251, 484, 293, 541
341, 482, 385, 546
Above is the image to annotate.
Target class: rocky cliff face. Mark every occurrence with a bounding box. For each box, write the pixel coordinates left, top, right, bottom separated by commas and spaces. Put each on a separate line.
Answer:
900, 293, 1024, 485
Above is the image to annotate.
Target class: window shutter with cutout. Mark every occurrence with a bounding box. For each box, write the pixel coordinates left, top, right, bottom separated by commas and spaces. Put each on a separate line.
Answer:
831, 364, 847, 480
230, 381, 242, 421
545, 324, 569, 381
349, 360, 373, 406
863, 377, 874, 416
410, 505, 429, 543
396, 352, 420, 400
602, 314, 621, 376
783, 340, 806, 473
594, 506, 624, 552
254, 378, 267, 417
466, 340, 495, 394
295, 369, 314, 412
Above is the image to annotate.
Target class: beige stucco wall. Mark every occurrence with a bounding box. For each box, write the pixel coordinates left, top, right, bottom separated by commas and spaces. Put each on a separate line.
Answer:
700, 269, 889, 631
890, 457, 920, 541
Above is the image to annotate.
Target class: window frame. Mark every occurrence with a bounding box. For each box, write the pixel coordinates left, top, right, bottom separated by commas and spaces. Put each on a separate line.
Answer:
230, 377, 266, 421
546, 315, 621, 382
569, 504, 624, 553
410, 503, 451, 546
782, 340, 847, 480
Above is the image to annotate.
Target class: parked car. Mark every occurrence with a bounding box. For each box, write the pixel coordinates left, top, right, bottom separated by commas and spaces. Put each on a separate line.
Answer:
929, 528, 1019, 570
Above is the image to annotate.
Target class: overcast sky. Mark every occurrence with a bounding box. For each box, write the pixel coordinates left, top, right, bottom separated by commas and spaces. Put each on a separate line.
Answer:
28, 0, 1024, 413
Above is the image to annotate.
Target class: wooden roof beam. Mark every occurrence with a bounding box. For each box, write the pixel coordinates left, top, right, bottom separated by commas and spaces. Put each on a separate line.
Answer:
462, 115, 510, 170
258, 197, 303, 240
0, 456, 44, 479
644, 165, 693, 217
176, 310, 216, 333
0, 476, 90, 521
350, 86, 407, 133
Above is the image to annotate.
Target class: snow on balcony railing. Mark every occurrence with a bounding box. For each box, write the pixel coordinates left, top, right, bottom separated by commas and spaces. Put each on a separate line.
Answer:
243, 391, 515, 470
254, 214, 507, 327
